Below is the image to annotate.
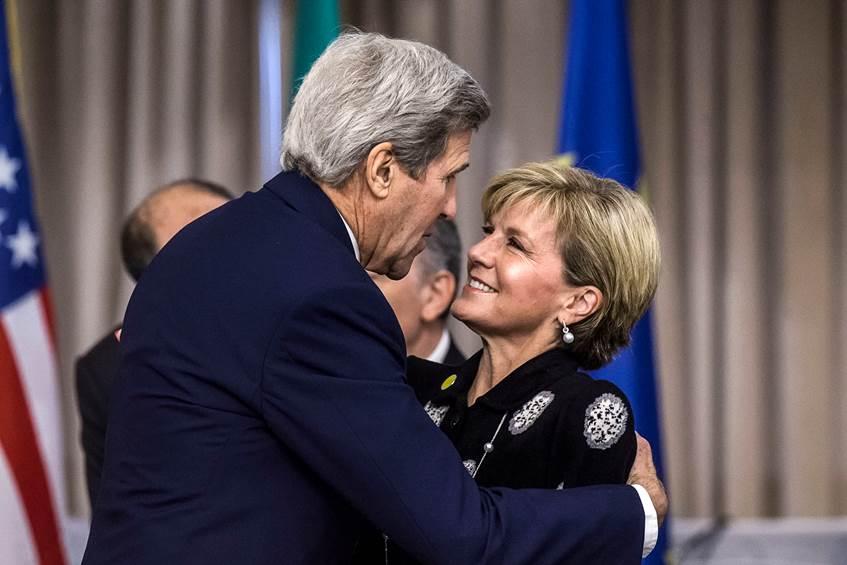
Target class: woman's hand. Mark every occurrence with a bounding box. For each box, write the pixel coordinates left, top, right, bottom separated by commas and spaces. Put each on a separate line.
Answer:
627, 433, 668, 526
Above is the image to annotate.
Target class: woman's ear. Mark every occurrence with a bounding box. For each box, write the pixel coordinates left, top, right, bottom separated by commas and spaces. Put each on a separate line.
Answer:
364, 142, 395, 199
559, 286, 603, 325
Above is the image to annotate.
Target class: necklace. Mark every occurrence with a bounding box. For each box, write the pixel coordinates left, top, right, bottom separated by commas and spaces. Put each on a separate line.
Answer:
471, 413, 508, 479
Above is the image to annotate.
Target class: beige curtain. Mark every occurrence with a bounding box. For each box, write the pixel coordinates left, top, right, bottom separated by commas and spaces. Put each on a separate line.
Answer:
14, 0, 263, 515
11, 0, 846, 521
633, 0, 846, 518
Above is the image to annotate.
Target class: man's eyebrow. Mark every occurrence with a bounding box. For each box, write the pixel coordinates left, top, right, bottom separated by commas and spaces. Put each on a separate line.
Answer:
447, 162, 470, 176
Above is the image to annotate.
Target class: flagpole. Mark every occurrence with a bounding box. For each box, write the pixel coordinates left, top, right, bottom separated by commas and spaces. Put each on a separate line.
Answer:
258, 0, 283, 181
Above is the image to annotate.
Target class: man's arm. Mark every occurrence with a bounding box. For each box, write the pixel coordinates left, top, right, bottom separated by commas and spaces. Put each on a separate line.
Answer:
261, 283, 647, 564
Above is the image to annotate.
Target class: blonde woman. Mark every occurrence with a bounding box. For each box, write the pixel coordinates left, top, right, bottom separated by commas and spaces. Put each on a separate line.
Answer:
359, 162, 660, 564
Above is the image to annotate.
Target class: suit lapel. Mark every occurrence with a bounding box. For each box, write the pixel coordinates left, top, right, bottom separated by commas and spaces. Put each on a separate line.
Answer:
263, 170, 355, 256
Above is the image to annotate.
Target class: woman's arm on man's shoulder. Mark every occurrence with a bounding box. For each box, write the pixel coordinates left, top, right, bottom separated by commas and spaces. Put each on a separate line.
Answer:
557, 378, 637, 486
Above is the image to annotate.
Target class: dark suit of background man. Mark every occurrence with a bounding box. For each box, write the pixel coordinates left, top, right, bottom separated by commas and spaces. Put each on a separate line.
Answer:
83, 32, 666, 565
371, 218, 467, 367
75, 179, 232, 507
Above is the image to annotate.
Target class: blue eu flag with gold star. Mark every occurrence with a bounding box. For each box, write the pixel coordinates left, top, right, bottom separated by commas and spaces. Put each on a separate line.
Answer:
558, 1, 668, 562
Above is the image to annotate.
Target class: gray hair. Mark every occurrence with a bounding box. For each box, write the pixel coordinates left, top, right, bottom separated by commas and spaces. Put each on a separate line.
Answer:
281, 32, 490, 187
416, 219, 464, 318
418, 218, 462, 288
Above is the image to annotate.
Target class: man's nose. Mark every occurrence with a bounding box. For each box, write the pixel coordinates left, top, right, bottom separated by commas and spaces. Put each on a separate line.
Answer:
441, 186, 457, 220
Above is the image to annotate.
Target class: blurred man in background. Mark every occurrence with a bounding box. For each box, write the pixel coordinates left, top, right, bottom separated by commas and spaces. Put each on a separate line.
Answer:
371, 218, 466, 365
75, 178, 232, 507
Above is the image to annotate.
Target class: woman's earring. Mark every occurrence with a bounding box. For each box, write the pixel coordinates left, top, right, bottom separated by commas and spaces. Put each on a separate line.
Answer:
561, 323, 574, 344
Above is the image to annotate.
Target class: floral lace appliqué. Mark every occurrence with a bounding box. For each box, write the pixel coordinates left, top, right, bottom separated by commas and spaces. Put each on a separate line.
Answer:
583, 393, 628, 450
508, 391, 555, 435
423, 401, 449, 427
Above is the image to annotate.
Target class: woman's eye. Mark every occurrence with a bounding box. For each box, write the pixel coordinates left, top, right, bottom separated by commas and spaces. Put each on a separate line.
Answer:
507, 237, 524, 251
481, 225, 494, 235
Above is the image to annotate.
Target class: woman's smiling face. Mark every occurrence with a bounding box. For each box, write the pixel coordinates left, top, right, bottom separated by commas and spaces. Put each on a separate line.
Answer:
451, 199, 572, 343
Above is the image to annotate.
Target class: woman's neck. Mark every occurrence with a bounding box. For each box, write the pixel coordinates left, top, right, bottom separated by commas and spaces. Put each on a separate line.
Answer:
467, 332, 558, 406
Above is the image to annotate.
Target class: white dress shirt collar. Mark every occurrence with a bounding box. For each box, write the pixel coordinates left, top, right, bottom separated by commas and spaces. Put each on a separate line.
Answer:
337, 211, 360, 262
426, 329, 451, 363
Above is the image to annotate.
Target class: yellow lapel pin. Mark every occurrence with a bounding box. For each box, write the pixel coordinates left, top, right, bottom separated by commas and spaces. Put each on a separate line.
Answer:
440, 374, 457, 390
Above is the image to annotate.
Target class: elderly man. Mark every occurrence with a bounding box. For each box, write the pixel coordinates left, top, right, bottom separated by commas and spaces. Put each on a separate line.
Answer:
371, 218, 466, 365
75, 178, 232, 506
83, 33, 665, 565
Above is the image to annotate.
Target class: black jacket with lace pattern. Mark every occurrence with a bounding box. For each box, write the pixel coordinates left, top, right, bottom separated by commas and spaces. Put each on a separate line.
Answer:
354, 347, 638, 565
408, 347, 636, 490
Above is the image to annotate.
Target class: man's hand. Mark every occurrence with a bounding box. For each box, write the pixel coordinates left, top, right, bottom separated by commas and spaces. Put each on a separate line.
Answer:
627, 433, 668, 526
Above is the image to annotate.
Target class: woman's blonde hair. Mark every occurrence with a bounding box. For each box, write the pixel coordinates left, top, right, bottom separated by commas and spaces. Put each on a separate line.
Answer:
482, 162, 660, 369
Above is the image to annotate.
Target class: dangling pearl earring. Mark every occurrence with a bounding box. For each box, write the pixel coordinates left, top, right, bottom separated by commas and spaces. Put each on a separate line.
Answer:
561, 323, 575, 344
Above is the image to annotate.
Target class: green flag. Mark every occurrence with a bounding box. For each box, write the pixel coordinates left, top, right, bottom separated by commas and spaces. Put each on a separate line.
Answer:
291, 0, 339, 101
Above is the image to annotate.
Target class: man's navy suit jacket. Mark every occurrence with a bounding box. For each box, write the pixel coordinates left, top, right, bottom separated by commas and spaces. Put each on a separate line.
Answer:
82, 171, 645, 565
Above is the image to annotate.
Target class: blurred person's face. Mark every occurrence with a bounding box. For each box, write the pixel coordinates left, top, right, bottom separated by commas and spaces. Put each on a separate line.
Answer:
370, 260, 427, 349
364, 131, 471, 280
151, 188, 229, 251
452, 200, 572, 344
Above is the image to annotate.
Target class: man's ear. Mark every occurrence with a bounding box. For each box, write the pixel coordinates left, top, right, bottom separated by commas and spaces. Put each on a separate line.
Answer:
419, 271, 457, 323
364, 142, 395, 200
559, 286, 602, 325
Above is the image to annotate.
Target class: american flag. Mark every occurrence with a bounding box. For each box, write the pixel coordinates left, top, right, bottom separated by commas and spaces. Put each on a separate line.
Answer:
0, 1, 67, 563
